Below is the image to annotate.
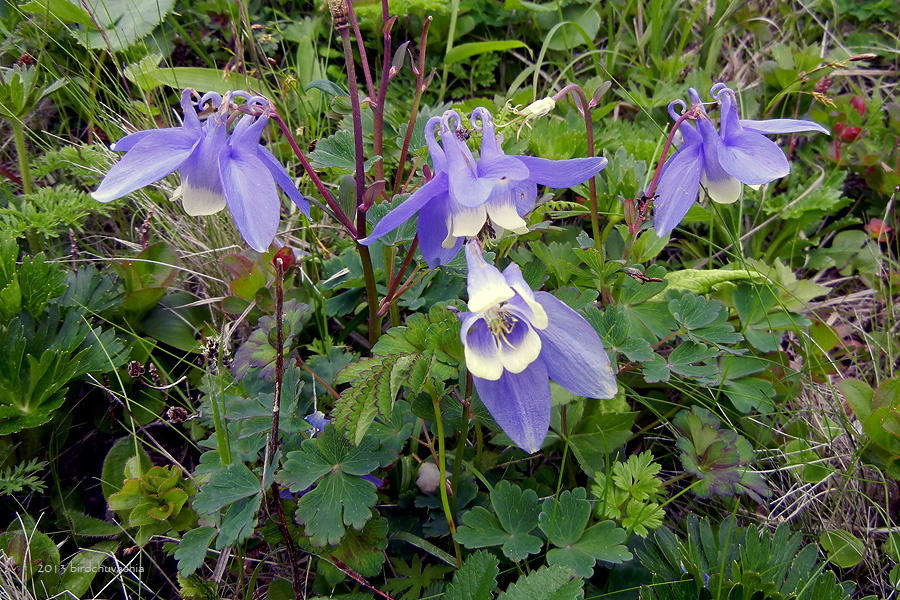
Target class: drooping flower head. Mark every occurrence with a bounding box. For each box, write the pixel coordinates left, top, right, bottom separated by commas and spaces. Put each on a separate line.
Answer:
360, 107, 608, 269
92, 89, 310, 252
654, 84, 828, 238
459, 241, 617, 453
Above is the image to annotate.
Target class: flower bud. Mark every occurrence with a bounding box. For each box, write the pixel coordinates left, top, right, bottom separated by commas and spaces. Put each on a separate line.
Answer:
416, 462, 441, 494
327, 0, 349, 28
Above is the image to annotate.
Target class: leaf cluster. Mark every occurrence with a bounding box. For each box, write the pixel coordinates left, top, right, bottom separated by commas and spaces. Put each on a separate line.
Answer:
592, 451, 666, 536
0, 241, 127, 434
455, 484, 632, 577
637, 515, 863, 600
672, 406, 768, 502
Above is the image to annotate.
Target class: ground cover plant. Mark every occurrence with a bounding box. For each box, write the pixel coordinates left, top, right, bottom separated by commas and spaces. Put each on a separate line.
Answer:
0, 0, 899, 599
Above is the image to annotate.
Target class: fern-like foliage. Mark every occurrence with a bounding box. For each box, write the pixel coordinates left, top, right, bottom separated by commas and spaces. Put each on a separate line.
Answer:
334, 352, 454, 445
637, 515, 867, 600
0, 458, 47, 496
333, 303, 463, 445
0, 184, 104, 240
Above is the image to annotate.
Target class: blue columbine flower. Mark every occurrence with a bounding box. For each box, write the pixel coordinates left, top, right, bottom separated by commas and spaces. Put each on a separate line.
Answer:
360, 108, 607, 269
654, 84, 828, 237
92, 89, 310, 252
458, 241, 617, 453
359, 113, 463, 269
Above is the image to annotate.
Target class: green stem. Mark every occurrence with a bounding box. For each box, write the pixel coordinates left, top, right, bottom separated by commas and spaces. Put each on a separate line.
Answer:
438, 0, 460, 102
449, 375, 472, 519
11, 120, 40, 254
659, 472, 691, 489
382, 247, 401, 328
211, 363, 232, 467
11, 120, 32, 195
360, 244, 382, 348
427, 381, 462, 566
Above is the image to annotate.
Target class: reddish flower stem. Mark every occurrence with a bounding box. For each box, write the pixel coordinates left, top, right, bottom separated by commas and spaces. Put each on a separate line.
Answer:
393, 17, 432, 198
269, 112, 358, 237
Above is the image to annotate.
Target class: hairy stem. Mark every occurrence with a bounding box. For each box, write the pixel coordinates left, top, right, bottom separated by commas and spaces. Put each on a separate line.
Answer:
267, 257, 285, 466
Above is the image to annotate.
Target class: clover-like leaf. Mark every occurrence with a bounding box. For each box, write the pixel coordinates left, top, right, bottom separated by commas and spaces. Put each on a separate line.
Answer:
668, 292, 722, 330
192, 463, 261, 515
231, 300, 310, 380
539, 488, 632, 577
277, 427, 389, 547
384, 554, 454, 600
454, 481, 542, 561
622, 500, 665, 537
217, 493, 262, 549
308, 129, 381, 172
611, 451, 662, 501
326, 516, 390, 578
585, 305, 654, 363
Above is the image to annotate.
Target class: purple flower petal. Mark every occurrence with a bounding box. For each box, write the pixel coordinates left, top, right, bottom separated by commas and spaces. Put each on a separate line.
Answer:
461, 313, 503, 380
424, 116, 446, 173
180, 113, 229, 216
91, 127, 200, 203
512, 180, 538, 215
515, 155, 608, 188
113, 90, 202, 154
534, 292, 618, 399
417, 188, 462, 268
110, 130, 156, 152
476, 154, 530, 181
360, 172, 448, 245
220, 115, 280, 252
501, 264, 547, 328
740, 119, 829, 135
472, 358, 551, 454
472, 107, 504, 161
305, 410, 329, 432
362, 474, 384, 489
653, 137, 702, 237
718, 131, 790, 185
258, 144, 310, 217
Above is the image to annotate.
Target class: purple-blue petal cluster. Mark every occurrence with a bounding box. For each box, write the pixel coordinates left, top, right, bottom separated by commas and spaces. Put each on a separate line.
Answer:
92, 89, 310, 252
654, 84, 828, 238
360, 108, 607, 269
459, 241, 617, 453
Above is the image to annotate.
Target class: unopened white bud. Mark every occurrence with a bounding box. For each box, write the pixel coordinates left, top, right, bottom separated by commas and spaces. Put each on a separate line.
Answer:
416, 462, 441, 494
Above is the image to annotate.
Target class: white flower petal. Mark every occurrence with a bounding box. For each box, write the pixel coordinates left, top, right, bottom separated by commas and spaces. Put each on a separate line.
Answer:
497, 322, 541, 374
181, 181, 226, 215
450, 204, 488, 238
700, 172, 742, 204
465, 242, 514, 312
